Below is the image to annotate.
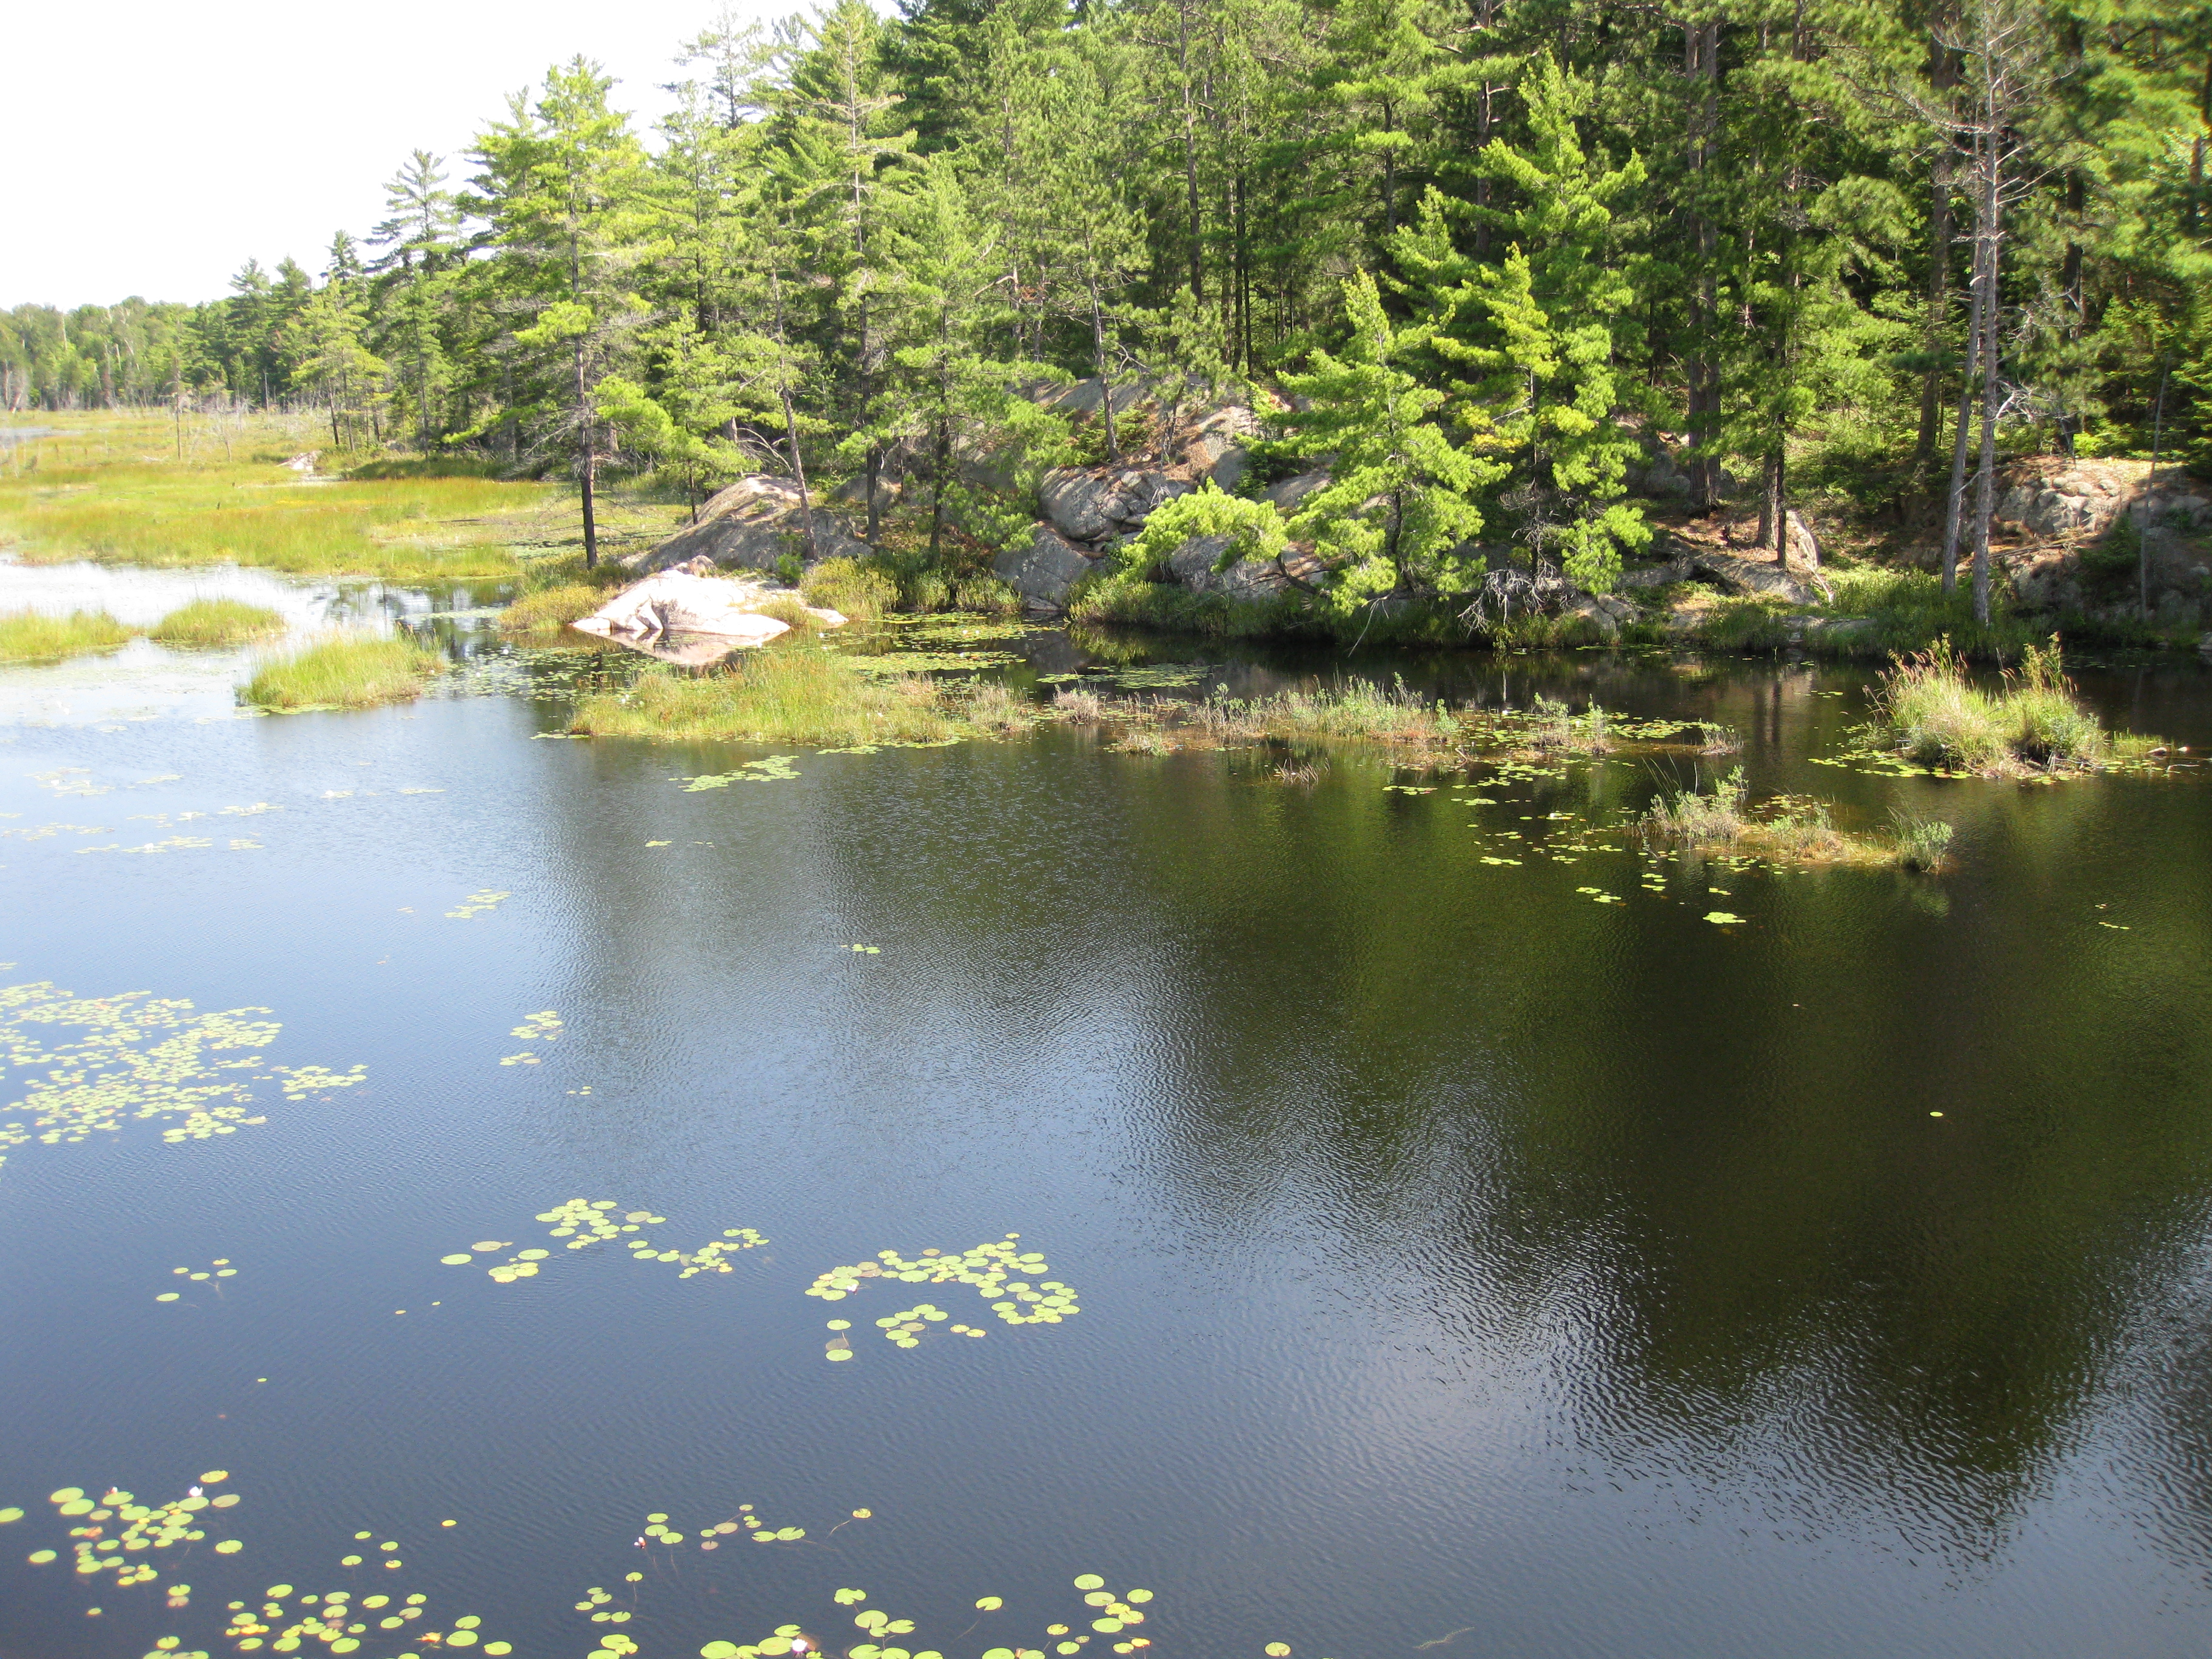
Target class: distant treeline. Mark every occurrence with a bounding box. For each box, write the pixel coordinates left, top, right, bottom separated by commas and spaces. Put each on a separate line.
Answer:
2, 0, 2206, 600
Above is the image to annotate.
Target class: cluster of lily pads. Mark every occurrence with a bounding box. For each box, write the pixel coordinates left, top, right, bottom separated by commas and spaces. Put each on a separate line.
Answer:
678, 756, 802, 789
157, 1260, 238, 1301
695, 1572, 1166, 1659
0, 979, 365, 1166
637, 1502, 813, 1550
443, 1200, 769, 1285
444, 891, 510, 919
15, 1472, 244, 1603
498, 1009, 563, 1066
806, 1236, 1079, 1359
222, 1583, 509, 1654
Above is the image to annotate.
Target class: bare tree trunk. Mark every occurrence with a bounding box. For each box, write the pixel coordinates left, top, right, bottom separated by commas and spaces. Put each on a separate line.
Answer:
1968, 138, 2002, 628
769, 263, 817, 565
1089, 275, 1120, 463
1685, 21, 1722, 513
1177, 0, 1203, 300
1940, 152, 1986, 597
574, 340, 599, 570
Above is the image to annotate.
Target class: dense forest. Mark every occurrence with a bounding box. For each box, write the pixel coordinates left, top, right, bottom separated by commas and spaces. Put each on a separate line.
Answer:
3, 0, 2207, 613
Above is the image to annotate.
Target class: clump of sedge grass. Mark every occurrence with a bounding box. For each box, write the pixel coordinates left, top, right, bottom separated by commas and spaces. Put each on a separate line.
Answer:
242, 635, 444, 710
569, 648, 968, 745
1878, 637, 2115, 773
499, 584, 606, 635
802, 557, 897, 622
1644, 766, 1748, 840
149, 598, 283, 647
0, 609, 138, 662
1890, 809, 1956, 872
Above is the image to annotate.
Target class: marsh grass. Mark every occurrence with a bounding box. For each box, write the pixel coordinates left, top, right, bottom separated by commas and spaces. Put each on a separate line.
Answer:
0, 413, 561, 580
569, 648, 979, 745
1644, 766, 1947, 866
242, 635, 444, 710
1878, 638, 2120, 773
498, 585, 605, 635
149, 598, 284, 648
0, 608, 138, 662
1889, 809, 1956, 871
802, 558, 897, 622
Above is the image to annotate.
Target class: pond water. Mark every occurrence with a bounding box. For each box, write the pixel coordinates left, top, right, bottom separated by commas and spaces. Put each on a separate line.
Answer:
3, 558, 2211, 1659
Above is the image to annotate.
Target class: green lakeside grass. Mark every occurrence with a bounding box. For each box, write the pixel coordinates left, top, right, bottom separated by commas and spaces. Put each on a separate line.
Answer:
1641, 765, 1950, 868
0, 609, 138, 662
0, 411, 600, 581
571, 649, 980, 745
148, 598, 284, 647
1874, 638, 2145, 773
498, 584, 608, 635
241, 635, 444, 711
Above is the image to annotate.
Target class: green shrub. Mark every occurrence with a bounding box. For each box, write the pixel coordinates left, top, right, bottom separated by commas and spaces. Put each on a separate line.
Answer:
1122, 482, 1288, 580
1889, 810, 1955, 871
1644, 766, 1748, 839
243, 635, 444, 709
149, 598, 284, 648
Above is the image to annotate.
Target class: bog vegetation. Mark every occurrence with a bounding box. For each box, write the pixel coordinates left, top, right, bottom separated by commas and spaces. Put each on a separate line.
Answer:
241, 635, 444, 710
148, 598, 285, 647
1, 0, 2202, 631
0, 608, 136, 662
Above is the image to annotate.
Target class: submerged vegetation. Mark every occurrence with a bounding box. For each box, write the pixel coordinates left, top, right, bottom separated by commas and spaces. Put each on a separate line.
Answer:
0, 607, 136, 662
242, 634, 444, 711
148, 597, 284, 647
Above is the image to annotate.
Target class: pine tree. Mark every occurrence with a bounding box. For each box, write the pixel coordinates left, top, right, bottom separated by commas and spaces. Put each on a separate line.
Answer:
472, 58, 651, 568
1276, 270, 1503, 614
1395, 55, 1649, 593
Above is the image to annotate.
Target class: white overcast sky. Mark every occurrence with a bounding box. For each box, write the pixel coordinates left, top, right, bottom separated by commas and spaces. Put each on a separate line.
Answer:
4, 0, 776, 309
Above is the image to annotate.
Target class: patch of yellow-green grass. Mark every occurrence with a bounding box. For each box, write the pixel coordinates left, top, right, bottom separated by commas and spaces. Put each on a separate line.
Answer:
149, 598, 284, 648
1642, 766, 1946, 868
0, 414, 552, 580
1877, 638, 2128, 774
0, 608, 139, 662
801, 557, 897, 622
571, 648, 988, 745
242, 635, 443, 711
498, 584, 606, 635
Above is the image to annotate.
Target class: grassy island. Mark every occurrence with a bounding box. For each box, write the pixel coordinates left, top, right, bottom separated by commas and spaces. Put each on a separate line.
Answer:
242, 635, 444, 711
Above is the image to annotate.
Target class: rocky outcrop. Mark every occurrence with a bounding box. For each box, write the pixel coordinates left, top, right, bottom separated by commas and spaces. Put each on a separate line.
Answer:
1038, 466, 1193, 544
1691, 549, 1820, 605
1564, 592, 1639, 637
1259, 469, 1332, 515
1161, 533, 1324, 600
572, 563, 847, 646
1183, 407, 1261, 491
626, 476, 871, 574
993, 525, 1102, 609
1992, 458, 2210, 542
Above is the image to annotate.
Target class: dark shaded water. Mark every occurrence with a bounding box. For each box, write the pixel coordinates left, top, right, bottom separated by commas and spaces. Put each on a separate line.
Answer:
3, 575, 2211, 1659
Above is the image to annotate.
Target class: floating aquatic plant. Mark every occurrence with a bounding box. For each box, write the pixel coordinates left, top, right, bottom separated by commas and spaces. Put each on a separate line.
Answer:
222, 1584, 511, 1655
445, 1200, 768, 1285
677, 756, 803, 789
698, 1571, 1164, 1659
21, 1473, 244, 1602
509, 1011, 563, 1042
0, 980, 364, 1168
805, 1236, 1079, 1356
444, 891, 510, 920
156, 1259, 238, 1301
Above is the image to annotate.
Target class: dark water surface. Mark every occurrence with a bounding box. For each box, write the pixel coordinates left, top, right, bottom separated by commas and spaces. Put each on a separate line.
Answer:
3, 577, 2211, 1659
